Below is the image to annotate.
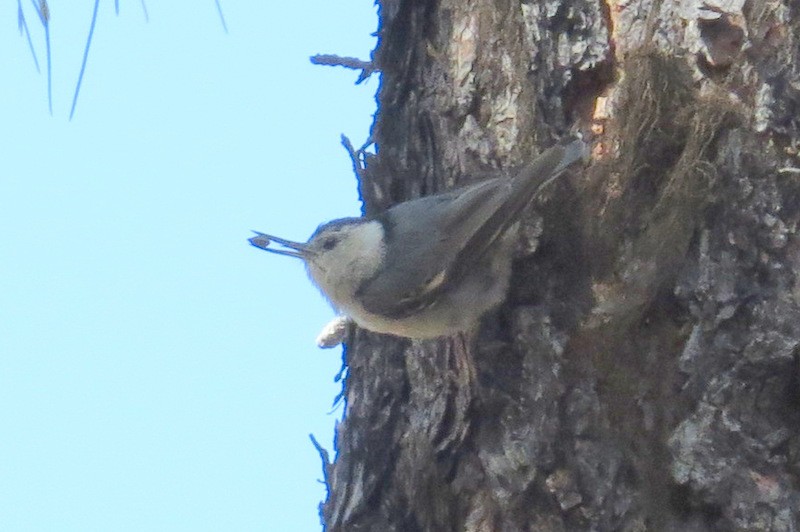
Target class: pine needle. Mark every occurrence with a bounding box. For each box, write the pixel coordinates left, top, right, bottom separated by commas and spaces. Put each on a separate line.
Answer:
70, 0, 100, 120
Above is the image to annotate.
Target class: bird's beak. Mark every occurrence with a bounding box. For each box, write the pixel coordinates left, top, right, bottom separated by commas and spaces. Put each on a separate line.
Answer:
249, 230, 310, 259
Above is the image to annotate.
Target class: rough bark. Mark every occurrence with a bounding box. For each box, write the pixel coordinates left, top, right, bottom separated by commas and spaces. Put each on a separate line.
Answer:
320, 1, 800, 530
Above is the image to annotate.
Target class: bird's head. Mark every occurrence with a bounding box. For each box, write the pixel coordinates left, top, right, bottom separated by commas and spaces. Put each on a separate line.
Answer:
249, 217, 386, 309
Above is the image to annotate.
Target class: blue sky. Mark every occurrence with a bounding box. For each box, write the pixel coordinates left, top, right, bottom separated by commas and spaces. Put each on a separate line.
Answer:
1, 2, 376, 530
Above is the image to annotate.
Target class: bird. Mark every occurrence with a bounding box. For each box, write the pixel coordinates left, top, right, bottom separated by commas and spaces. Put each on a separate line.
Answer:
249, 135, 587, 339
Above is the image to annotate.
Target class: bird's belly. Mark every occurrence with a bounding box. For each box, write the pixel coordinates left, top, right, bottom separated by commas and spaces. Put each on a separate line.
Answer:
346, 307, 469, 339
343, 287, 503, 339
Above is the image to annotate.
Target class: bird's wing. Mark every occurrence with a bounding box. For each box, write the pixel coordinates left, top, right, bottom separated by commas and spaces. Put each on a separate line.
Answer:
357, 137, 585, 319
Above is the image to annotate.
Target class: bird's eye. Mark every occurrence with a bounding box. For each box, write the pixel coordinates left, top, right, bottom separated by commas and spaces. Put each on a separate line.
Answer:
322, 238, 339, 251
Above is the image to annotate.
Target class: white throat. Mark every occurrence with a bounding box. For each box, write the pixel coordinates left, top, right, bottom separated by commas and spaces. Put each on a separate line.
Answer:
306, 220, 386, 314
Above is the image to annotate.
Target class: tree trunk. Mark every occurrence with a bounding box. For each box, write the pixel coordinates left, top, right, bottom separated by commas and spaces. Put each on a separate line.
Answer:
320, 1, 800, 530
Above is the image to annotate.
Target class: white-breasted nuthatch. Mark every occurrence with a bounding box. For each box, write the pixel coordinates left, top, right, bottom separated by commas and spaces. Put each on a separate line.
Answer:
250, 135, 587, 339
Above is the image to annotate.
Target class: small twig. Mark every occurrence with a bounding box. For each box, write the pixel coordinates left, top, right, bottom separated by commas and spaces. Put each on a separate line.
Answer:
341, 134, 367, 181
309, 434, 332, 485
333, 356, 347, 383
330, 388, 345, 412
330, 338, 349, 410
311, 54, 371, 70
310, 54, 376, 84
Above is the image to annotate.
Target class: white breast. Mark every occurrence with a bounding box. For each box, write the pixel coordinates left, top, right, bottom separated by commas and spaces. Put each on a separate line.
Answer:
306, 221, 386, 316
